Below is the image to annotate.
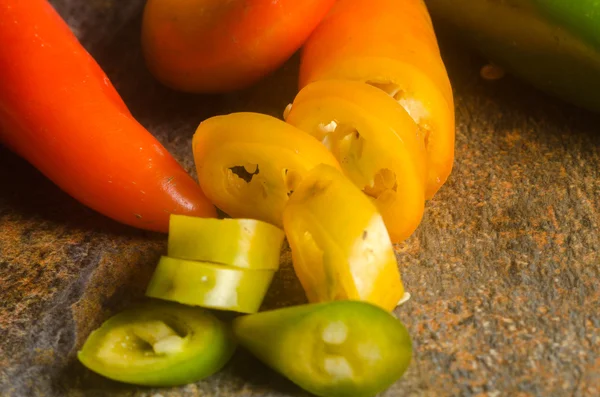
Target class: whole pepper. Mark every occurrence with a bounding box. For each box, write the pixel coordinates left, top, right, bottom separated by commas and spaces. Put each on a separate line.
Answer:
0, 0, 216, 232
299, 0, 455, 199
425, 0, 600, 113
141, 0, 337, 93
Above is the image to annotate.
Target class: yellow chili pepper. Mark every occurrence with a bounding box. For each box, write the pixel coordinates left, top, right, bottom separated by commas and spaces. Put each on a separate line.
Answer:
285, 80, 426, 243
299, 0, 455, 199
192, 113, 341, 227
283, 164, 404, 312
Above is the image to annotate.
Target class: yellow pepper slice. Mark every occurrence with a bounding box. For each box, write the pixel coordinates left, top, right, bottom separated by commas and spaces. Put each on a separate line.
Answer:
192, 112, 341, 227
168, 215, 285, 270
283, 164, 404, 312
285, 80, 426, 243
299, 0, 455, 199
146, 256, 275, 314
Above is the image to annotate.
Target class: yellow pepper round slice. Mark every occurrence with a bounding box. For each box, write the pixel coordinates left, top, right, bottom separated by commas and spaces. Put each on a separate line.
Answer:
285, 80, 426, 243
192, 112, 341, 227
283, 164, 404, 312
168, 215, 285, 270
299, 0, 455, 199
146, 256, 275, 313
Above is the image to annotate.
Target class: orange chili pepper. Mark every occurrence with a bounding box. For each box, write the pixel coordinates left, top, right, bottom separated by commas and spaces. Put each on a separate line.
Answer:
0, 0, 216, 232
141, 0, 337, 93
299, 0, 455, 199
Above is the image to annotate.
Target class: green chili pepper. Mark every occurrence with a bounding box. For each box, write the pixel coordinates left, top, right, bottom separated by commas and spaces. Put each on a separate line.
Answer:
77, 301, 236, 387
146, 256, 275, 313
232, 300, 412, 397
168, 215, 285, 270
425, 0, 600, 112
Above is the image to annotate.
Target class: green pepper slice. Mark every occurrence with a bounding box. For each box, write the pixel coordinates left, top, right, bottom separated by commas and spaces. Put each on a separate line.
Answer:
168, 215, 285, 270
233, 300, 412, 397
77, 301, 236, 387
146, 256, 275, 313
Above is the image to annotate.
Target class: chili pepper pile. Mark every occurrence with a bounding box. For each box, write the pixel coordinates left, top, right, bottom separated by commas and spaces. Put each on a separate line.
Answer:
1, 0, 457, 396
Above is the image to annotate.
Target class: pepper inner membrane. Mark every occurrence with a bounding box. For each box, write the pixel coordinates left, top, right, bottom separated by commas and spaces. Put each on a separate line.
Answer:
365, 80, 431, 148
98, 319, 188, 363
310, 318, 372, 382
317, 121, 398, 201
363, 169, 398, 200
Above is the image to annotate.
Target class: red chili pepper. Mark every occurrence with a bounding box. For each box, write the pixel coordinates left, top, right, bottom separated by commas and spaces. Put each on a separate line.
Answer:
0, 0, 216, 232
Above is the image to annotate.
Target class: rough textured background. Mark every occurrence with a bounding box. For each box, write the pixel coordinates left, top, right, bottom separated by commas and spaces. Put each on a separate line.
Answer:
0, 1, 599, 396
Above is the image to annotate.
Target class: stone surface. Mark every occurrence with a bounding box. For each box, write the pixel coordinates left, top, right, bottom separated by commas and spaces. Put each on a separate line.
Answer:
1, 1, 599, 396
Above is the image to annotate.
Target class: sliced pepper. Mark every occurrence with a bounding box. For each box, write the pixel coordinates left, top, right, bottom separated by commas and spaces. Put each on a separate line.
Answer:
285, 80, 426, 242
233, 300, 413, 397
283, 164, 404, 311
192, 112, 342, 227
168, 214, 285, 270
77, 301, 236, 387
299, 0, 455, 199
146, 256, 275, 313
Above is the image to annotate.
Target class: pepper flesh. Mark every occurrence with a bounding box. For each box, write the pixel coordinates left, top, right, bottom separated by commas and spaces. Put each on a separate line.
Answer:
233, 301, 412, 397
77, 301, 236, 387
168, 215, 285, 270
283, 164, 404, 311
146, 256, 275, 313
299, 0, 455, 199
0, 0, 216, 232
285, 80, 426, 243
192, 113, 341, 227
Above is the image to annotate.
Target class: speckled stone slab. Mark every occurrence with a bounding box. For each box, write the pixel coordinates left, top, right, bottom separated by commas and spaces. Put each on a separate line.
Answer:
0, 1, 599, 396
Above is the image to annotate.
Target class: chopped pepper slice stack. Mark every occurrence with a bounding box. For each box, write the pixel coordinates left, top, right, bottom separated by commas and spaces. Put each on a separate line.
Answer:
285, 80, 426, 242
145, 215, 284, 313
299, 0, 455, 199
192, 112, 342, 227
77, 301, 236, 387
283, 164, 404, 311
233, 300, 413, 397
168, 215, 285, 270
